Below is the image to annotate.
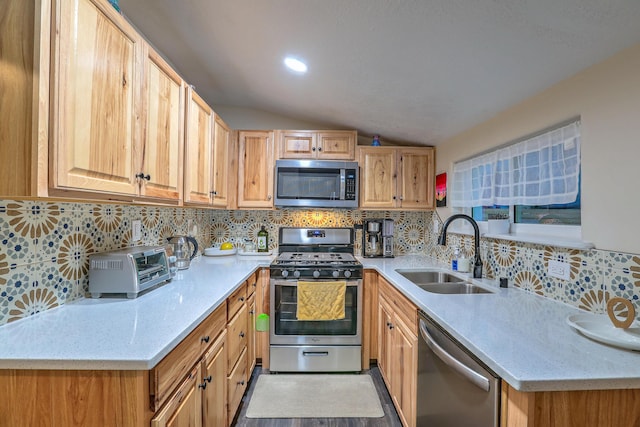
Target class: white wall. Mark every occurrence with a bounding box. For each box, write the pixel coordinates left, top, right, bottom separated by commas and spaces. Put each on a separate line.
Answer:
435, 43, 640, 254
213, 106, 331, 130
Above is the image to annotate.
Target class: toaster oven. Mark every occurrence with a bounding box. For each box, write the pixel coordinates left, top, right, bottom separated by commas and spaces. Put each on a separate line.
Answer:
89, 246, 172, 298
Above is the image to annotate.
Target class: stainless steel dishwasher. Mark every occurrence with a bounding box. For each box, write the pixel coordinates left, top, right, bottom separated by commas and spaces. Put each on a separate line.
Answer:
418, 311, 500, 427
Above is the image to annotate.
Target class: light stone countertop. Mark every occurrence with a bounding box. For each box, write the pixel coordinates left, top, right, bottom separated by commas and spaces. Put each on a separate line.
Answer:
361, 255, 640, 392
0, 254, 274, 370
1, 254, 639, 392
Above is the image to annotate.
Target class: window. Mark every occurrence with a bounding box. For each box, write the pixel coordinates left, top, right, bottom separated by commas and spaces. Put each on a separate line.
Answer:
453, 120, 581, 232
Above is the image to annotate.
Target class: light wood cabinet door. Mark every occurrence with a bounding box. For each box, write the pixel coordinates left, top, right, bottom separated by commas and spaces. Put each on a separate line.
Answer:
202, 332, 227, 427
184, 88, 214, 205
52, 0, 142, 195
247, 293, 257, 375
238, 131, 274, 208
152, 364, 203, 427
391, 314, 418, 427
278, 130, 316, 159
398, 148, 434, 210
316, 131, 356, 159
227, 304, 248, 374
377, 297, 394, 386
359, 147, 397, 209
141, 46, 185, 201
211, 115, 231, 207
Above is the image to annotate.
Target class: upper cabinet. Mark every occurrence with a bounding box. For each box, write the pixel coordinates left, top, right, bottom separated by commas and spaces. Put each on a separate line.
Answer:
50, 0, 185, 203
51, 0, 142, 196
358, 146, 435, 210
140, 46, 185, 201
184, 87, 214, 206
277, 130, 357, 160
211, 115, 232, 208
238, 131, 274, 208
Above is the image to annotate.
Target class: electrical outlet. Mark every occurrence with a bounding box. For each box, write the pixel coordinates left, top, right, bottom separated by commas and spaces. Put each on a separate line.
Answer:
132, 220, 142, 242
548, 260, 571, 280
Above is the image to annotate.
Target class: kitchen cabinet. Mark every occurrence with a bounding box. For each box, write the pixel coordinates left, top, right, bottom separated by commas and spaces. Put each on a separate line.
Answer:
211, 115, 233, 208
151, 364, 202, 427
50, 0, 142, 197
201, 331, 227, 427
50, 0, 187, 203
0, 0, 49, 197
140, 45, 185, 202
377, 275, 418, 427
358, 146, 435, 210
255, 268, 271, 369
237, 131, 275, 208
226, 282, 249, 424
246, 273, 258, 375
184, 87, 214, 205
362, 269, 379, 369
277, 130, 357, 160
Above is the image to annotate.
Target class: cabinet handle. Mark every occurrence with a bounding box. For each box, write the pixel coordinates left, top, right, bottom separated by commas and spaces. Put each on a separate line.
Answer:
204, 375, 212, 383
238, 380, 245, 386
267, 195, 272, 200
239, 331, 245, 338
239, 296, 245, 302
249, 310, 255, 315
135, 172, 151, 181
198, 382, 207, 390
210, 190, 217, 195
201, 336, 210, 343
122, 73, 127, 87
317, 147, 322, 151
312, 147, 316, 151
252, 282, 257, 288
392, 196, 397, 200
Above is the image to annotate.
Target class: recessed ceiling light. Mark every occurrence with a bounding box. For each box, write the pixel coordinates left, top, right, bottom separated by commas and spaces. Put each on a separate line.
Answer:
284, 57, 308, 73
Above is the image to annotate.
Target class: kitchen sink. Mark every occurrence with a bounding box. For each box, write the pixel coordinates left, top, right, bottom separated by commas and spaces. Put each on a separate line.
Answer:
395, 269, 494, 294
417, 282, 493, 294
395, 269, 465, 284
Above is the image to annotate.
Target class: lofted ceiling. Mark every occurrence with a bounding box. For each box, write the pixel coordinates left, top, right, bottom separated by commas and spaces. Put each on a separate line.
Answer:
120, 0, 640, 146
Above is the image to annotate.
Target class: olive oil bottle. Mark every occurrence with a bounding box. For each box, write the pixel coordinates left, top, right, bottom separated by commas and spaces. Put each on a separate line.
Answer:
257, 226, 268, 252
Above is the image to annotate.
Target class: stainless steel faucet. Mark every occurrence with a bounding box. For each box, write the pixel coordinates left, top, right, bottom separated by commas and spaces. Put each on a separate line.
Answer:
437, 214, 483, 279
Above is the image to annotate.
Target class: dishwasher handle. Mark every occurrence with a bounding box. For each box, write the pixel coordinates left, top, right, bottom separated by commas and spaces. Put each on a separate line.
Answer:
419, 319, 490, 392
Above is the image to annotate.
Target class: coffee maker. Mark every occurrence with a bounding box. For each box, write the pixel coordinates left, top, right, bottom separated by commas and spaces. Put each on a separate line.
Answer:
362, 219, 394, 258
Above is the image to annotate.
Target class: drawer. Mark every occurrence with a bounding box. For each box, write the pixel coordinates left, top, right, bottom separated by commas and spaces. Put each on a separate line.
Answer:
150, 304, 226, 411
246, 272, 258, 298
227, 282, 248, 320
227, 304, 248, 373
379, 276, 417, 335
151, 363, 200, 427
227, 347, 248, 422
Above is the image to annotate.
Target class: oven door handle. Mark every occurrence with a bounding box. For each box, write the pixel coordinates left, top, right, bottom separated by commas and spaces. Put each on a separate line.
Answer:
302, 351, 329, 357
419, 319, 490, 391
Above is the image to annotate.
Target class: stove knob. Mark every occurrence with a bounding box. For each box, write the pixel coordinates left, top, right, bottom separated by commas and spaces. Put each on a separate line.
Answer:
313, 270, 321, 279
281, 270, 289, 278
293, 270, 301, 279
344, 270, 352, 278
332, 270, 340, 279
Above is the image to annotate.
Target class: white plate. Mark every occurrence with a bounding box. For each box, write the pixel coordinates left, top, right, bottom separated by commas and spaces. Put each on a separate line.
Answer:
237, 249, 272, 256
203, 247, 237, 257
566, 313, 640, 351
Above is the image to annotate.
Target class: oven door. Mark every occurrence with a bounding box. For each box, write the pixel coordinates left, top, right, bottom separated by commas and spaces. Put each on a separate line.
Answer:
269, 278, 362, 345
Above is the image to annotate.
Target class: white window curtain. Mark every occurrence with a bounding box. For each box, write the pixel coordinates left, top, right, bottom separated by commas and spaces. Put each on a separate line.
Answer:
450, 121, 580, 208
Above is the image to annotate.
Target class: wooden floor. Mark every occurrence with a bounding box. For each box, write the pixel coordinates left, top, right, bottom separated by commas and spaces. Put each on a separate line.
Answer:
231, 366, 403, 427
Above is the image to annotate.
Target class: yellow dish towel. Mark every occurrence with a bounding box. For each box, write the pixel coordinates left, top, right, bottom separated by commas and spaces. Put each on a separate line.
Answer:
296, 281, 346, 321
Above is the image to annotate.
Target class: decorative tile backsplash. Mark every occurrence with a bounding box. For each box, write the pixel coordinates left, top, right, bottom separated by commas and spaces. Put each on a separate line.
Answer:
1, 199, 639, 325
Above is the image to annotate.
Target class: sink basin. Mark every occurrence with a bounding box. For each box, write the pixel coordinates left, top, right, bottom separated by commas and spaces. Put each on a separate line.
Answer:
417, 282, 493, 294
395, 269, 494, 294
395, 269, 465, 284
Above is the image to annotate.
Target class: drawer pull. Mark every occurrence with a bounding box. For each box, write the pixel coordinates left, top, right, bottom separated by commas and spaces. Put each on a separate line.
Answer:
249, 310, 255, 315
239, 296, 245, 302
204, 375, 212, 383
201, 336, 210, 343
237, 380, 245, 386
198, 382, 207, 390
239, 331, 245, 338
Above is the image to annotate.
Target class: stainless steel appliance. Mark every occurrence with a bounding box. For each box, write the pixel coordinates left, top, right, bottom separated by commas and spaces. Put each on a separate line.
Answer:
418, 311, 500, 427
274, 159, 359, 208
89, 246, 172, 298
269, 227, 363, 372
166, 235, 198, 270
362, 219, 394, 257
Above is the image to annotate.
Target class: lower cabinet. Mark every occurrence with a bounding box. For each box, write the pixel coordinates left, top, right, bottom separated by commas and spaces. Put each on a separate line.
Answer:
151, 364, 202, 427
202, 332, 228, 426
376, 274, 418, 427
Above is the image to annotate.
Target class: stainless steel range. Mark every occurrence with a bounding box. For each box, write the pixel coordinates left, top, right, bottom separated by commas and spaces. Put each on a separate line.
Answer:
269, 227, 363, 372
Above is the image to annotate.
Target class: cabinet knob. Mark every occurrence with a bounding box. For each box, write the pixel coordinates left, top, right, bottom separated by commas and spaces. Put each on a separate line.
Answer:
238, 380, 245, 386
317, 147, 322, 151
198, 382, 207, 390
204, 375, 212, 383
249, 310, 255, 315
267, 195, 272, 200
135, 172, 151, 181
239, 331, 245, 338
239, 296, 245, 302
312, 147, 316, 151
210, 190, 217, 195
201, 335, 210, 343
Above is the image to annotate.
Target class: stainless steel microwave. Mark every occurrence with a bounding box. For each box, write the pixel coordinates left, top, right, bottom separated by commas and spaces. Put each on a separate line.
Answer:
274, 159, 359, 208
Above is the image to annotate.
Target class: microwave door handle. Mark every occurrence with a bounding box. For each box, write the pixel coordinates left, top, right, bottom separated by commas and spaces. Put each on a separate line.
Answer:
340, 169, 346, 200
419, 319, 490, 391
